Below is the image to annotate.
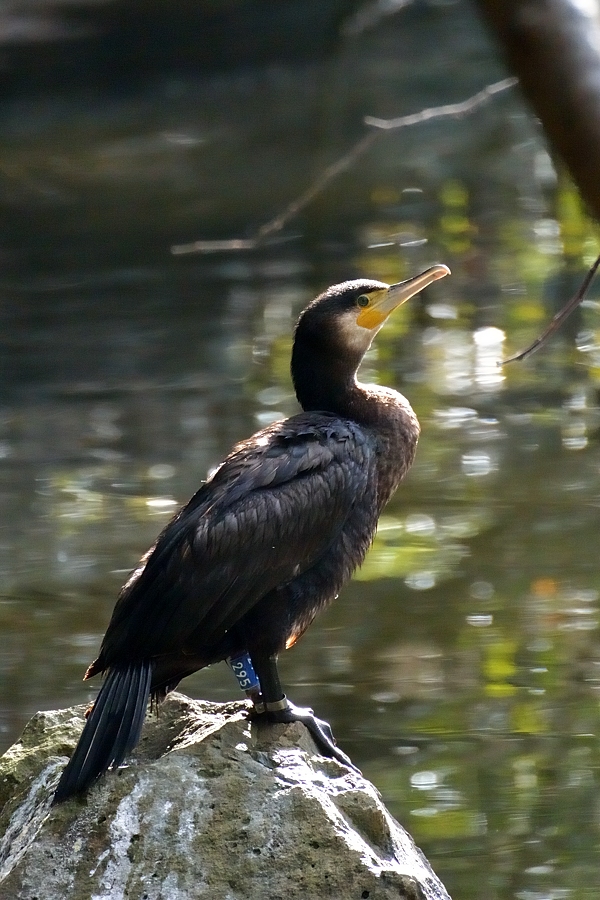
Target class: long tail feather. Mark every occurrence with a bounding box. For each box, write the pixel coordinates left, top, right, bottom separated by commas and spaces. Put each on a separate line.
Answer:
53, 661, 153, 803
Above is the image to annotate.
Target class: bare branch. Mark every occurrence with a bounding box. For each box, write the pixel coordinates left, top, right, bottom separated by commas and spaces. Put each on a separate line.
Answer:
364, 77, 517, 130
501, 253, 600, 365
254, 132, 379, 245
171, 78, 518, 256
171, 238, 257, 256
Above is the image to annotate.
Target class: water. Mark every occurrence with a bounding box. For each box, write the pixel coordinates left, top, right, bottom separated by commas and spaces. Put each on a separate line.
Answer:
2, 2, 600, 897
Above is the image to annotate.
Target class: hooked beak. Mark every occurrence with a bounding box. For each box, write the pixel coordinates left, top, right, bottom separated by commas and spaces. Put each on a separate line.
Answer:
356, 264, 451, 329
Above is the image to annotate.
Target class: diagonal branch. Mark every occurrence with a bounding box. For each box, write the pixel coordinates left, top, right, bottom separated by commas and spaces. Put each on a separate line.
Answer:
171, 77, 517, 256
501, 253, 600, 364
364, 77, 517, 130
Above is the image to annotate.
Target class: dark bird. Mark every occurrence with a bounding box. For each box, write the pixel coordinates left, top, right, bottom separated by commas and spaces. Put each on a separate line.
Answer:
53, 264, 450, 803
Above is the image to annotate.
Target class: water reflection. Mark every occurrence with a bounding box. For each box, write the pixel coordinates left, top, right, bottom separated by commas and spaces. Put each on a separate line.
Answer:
3, 6, 600, 899
4, 247, 600, 899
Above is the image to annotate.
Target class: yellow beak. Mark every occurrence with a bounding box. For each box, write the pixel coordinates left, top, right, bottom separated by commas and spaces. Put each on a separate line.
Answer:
356, 264, 451, 329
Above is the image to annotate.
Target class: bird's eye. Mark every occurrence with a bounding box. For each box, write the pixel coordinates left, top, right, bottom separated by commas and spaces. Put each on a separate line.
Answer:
357, 294, 370, 308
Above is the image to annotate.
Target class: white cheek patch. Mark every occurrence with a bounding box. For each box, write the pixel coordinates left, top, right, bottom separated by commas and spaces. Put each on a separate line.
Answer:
335, 310, 378, 354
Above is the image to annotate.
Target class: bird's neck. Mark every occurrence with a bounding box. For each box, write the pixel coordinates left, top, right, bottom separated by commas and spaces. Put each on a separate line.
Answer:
291, 337, 419, 447
293, 356, 416, 433
293, 363, 354, 416
292, 350, 420, 503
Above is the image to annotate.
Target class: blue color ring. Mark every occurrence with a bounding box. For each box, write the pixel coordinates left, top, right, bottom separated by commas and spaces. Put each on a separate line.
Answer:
227, 652, 261, 692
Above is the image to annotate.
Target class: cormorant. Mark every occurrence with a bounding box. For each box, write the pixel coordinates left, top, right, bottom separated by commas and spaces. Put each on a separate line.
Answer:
53, 264, 450, 803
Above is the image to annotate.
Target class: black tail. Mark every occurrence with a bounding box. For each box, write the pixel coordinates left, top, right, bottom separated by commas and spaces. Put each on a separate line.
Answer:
53, 661, 153, 803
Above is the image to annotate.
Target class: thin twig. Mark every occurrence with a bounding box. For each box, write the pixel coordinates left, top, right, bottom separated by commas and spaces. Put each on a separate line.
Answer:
501, 253, 600, 365
365, 77, 517, 130
172, 238, 257, 255
171, 77, 518, 256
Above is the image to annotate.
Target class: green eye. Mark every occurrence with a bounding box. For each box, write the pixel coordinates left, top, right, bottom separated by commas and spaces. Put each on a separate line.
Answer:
357, 294, 370, 308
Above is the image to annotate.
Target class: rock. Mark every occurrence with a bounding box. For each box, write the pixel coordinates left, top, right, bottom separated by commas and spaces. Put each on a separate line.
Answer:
0, 693, 451, 900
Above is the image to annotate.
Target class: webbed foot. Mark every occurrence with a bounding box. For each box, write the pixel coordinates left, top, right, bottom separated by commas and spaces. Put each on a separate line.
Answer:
253, 696, 359, 772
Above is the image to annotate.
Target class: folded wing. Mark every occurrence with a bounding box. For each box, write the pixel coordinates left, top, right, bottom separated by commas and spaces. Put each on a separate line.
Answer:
89, 414, 376, 673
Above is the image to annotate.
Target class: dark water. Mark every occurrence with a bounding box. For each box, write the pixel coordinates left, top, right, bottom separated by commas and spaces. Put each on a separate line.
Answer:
3, 2, 600, 897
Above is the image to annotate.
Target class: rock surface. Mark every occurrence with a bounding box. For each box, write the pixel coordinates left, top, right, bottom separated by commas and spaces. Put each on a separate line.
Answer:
0, 693, 451, 900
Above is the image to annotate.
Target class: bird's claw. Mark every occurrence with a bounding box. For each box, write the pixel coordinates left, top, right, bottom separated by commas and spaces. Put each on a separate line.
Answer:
256, 698, 359, 772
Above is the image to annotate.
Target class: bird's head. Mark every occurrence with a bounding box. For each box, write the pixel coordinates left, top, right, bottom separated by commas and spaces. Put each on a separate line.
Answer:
300, 265, 450, 356
292, 265, 450, 404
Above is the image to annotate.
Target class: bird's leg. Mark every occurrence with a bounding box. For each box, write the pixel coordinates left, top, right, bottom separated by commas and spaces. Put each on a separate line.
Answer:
250, 653, 358, 772
227, 653, 264, 709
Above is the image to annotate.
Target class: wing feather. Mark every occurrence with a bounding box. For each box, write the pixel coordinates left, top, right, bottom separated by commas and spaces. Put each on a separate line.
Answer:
93, 414, 374, 669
